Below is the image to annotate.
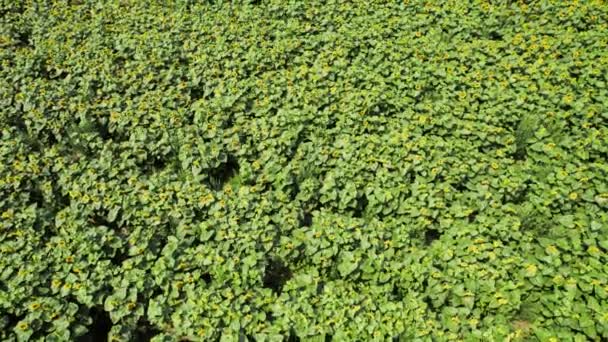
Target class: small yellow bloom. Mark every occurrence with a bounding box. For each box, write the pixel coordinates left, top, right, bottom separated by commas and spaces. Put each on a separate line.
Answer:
553, 275, 564, 284
569, 192, 578, 200
546, 245, 559, 255
1, 210, 13, 219
525, 264, 538, 276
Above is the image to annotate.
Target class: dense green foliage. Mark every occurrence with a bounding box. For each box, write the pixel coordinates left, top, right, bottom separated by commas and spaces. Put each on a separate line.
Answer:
2, 0, 608, 340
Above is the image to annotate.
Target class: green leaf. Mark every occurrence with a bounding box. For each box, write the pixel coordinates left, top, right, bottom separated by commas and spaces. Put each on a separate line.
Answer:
107, 206, 120, 223
337, 252, 358, 277
558, 215, 575, 228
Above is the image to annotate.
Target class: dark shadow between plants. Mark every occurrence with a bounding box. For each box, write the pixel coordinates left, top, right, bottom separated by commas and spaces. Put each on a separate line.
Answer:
263, 258, 292, 295
77, 307, 112, 342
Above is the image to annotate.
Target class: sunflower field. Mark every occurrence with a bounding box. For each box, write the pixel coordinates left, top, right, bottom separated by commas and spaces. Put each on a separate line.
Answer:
1, 0, 608, 341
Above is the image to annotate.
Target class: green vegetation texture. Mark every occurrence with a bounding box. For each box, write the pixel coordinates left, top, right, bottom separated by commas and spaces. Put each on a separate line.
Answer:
1, 0, 608, 341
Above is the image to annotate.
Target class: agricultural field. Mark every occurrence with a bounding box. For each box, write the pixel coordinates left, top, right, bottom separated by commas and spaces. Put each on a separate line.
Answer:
1, 0, 608, 341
